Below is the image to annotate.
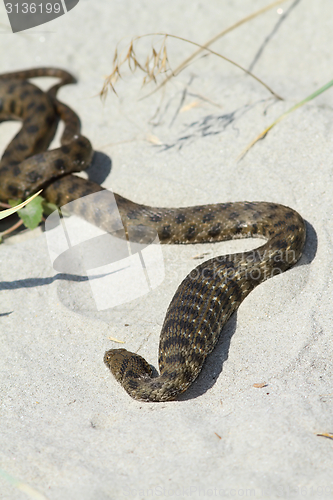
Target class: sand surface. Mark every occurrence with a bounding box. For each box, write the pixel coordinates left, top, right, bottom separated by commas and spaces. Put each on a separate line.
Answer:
0, 1, 333, 499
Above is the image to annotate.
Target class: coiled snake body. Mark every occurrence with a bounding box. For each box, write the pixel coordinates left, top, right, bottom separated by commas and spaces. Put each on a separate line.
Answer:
0, 69, 306, 402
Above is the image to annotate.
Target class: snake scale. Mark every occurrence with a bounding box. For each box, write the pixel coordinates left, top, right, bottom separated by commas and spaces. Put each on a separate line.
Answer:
0, 68, 306, 402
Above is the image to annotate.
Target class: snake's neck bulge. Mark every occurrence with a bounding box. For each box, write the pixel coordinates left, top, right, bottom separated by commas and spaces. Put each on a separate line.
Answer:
0, 68, 306, 402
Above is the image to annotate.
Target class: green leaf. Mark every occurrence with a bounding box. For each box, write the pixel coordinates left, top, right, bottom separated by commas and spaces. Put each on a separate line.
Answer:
8, 198, 22, 207
17, 195, 44, 230
0, 190, 42, 221
42, 199, 59, 216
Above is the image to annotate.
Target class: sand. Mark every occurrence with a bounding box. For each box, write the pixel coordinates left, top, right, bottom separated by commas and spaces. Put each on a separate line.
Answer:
0, 0, 333, 499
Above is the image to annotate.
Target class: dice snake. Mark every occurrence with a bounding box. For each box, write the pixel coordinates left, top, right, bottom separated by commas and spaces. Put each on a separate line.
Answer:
0, 68, 306, 402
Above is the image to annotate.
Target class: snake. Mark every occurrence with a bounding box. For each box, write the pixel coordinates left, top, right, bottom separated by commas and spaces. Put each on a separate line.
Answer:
0, 68, 306, 402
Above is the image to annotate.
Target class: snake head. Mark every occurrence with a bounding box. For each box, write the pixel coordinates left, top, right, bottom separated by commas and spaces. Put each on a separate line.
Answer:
104, 348, 153, 384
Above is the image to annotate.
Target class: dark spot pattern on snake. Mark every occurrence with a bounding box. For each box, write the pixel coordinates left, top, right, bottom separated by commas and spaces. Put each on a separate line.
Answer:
0, 68, 306, 402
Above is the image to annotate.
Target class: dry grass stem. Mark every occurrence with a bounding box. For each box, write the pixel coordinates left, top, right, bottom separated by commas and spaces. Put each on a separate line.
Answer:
101, 35, 173, 99
142, 0, 288, 99
101, 30, 282, 101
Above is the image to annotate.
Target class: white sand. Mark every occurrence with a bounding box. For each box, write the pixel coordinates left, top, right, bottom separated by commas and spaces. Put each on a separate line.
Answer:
0, 0, 333, 499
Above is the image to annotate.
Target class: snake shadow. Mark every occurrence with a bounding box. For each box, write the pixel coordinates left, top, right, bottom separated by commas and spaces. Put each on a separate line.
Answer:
178, 219, 317, 401
86, 151, 112, 185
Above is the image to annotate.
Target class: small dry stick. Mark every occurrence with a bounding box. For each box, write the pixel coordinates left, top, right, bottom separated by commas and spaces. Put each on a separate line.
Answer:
253, 382, 268, 388
108, 336, 126, 344
317, 433, 333, 441
0, 219, 24, 239
0, 202, 10, 209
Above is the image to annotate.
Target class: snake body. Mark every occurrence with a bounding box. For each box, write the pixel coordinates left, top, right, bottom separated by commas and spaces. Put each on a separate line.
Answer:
0, 69, 306, 402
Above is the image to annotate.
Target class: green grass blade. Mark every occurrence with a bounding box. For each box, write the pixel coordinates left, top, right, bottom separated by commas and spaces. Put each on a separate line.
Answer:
0, 190, 42, 221
239, 78, 333, 159
0, 466, 49, 499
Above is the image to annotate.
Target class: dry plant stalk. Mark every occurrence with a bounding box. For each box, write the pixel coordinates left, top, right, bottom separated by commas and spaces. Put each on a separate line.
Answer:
101, 35, 173, 99
143, 0, 288, 99
101, 0, 290, 100
101, 32, 282, 101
